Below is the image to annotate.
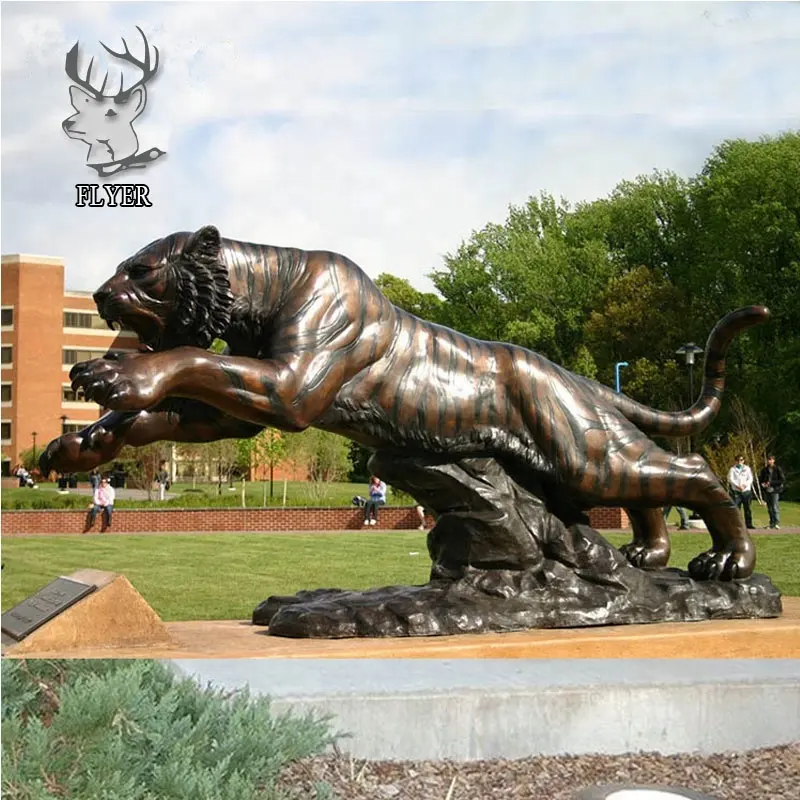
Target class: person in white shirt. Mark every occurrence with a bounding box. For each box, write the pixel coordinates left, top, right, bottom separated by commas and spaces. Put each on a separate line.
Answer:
84, 476, 116, 532
727, 455, 755, 530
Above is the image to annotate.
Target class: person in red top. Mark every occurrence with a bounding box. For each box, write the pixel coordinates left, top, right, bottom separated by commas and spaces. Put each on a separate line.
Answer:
84, 476, 116, 532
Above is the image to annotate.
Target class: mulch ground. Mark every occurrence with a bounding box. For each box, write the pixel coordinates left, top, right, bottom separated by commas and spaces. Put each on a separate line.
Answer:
278, 744, 800, 799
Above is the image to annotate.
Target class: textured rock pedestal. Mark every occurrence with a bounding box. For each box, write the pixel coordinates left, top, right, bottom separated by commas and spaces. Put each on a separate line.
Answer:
253, 456, 782, 639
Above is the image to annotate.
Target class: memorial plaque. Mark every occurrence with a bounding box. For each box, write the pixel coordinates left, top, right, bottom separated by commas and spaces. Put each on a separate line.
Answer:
1, 577, 97, 641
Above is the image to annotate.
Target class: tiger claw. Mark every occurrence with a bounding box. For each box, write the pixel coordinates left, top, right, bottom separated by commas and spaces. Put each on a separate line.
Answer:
619, 541, 670, 570
688, 541, 755, 582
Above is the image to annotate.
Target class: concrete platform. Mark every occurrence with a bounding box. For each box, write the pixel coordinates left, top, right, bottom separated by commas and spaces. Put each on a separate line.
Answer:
5, 597, 799, 659
168, 659, 800, 761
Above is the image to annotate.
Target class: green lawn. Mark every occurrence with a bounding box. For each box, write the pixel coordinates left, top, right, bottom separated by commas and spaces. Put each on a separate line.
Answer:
1, 532, 797, 622
1, 480, 412, 509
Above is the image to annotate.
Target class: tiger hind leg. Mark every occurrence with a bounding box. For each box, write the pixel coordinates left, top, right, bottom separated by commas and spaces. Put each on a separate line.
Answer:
602, 448, 754, 581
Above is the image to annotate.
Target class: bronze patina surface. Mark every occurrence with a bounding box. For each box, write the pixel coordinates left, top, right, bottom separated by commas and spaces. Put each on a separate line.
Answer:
40, 226, 779, 638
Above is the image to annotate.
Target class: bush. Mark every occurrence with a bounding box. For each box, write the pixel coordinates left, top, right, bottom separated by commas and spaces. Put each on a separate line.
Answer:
1, 659, 338, 800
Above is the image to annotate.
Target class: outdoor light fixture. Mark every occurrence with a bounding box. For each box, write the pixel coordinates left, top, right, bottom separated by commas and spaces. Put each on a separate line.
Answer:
614, 361, 629, 393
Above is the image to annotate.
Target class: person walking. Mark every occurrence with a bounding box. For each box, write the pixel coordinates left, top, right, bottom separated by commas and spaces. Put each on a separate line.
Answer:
89, 468, 100, 491
84, 476, 116, 533
663, 505, 690, 530
727, 455, 755, 530
759, 454, 786, 530
363, 475, 387, 526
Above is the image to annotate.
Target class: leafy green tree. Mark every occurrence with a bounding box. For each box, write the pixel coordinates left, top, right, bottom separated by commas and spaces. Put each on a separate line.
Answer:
690, 132, 800, 466
249, 427, 289, 504
286, 429, 351, 503
430, 192, 614, 363
583, 265, 688, 402
374, 274, 446, 322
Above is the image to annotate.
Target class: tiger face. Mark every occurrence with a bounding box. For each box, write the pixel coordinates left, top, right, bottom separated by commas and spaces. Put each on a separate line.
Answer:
92, 226, 233, 352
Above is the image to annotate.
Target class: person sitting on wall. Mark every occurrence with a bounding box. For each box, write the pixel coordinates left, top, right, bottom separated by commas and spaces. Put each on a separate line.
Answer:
84, 476, 116, 533
15, 465, 35, 488
363, 475, 387, 526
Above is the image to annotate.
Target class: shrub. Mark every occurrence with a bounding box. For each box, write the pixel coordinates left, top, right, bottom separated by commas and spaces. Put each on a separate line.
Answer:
1, 659, 338, 800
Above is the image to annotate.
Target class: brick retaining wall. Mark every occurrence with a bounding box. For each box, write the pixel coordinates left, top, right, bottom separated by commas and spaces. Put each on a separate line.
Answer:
1, 506, 629, 536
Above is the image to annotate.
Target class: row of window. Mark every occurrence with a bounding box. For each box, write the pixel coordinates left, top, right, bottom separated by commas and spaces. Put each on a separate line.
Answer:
62, 386, 89, 402
2, 347, 112, 366
63, 311, 122, 330
0, 309, 131, 330
0, 421, 89, 440
63, 349, 108, 365
0, 385, 94, 403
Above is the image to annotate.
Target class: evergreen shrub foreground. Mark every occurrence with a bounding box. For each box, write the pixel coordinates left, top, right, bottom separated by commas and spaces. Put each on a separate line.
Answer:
1, 659, 338, 800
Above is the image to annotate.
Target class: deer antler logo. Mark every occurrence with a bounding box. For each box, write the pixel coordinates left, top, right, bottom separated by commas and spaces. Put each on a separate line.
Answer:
62, 27, 166, 178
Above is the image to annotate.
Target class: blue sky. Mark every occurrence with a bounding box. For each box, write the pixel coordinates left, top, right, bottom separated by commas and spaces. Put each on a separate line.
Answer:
2, 1, 800, 294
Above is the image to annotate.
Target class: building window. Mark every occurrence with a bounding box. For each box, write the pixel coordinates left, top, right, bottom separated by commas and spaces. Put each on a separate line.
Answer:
62, 422, 84, 434
1, 308, 12, 326
1, 347, 11, 365
63, 311, 131, 331
1, 460, 9, 477
1, 384, 11, 402
1, 422, 10, 440
63, 349, 105, 365
62, 386, 87, 402
64, 311, 93, 329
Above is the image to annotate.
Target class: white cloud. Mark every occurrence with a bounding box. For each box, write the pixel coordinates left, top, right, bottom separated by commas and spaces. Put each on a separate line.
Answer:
2, 1, 800, 296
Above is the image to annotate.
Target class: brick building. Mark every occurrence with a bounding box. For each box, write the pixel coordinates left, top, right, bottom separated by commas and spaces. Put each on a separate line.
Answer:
1, 253, 139, 475
0, 253, 308, 482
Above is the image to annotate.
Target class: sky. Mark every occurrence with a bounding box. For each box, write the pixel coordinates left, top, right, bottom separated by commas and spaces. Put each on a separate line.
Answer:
2, 0, 800, 295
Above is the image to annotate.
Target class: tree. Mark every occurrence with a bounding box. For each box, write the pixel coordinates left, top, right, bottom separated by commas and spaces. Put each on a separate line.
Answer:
286, 428, 350, 503
583, 265, 688, 409
374, 274, 446, 323
249, 428, 289, 505
117, 442, 170, 501
690, 132, 800, 469
211, 438, 249, 496
175, 442, 207, 487
429, 192, 615, 364
347, 440, 372, 483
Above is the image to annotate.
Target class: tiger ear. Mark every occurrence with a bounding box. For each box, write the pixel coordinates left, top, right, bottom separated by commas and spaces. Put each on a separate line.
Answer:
184, 225, 221, 263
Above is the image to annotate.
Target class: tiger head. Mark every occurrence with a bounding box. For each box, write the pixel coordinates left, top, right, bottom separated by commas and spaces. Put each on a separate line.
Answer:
92, 225, 233, 352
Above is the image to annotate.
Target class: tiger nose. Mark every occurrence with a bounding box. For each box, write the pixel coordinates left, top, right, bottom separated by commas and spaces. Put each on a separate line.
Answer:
93, 285, 111, 307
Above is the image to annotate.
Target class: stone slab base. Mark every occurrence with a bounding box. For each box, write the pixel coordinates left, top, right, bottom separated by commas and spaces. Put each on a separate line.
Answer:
166, 659, 800, 761
3, 597, 799, 659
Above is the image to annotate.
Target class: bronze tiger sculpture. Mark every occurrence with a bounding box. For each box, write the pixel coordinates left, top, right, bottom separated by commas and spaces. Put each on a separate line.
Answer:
42, 225, 769, 591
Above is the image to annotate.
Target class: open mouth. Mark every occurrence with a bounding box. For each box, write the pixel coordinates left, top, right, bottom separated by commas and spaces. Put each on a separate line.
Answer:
99, 308, 161, 352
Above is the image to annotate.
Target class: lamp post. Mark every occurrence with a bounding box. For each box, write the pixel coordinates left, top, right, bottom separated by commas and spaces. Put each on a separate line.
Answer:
675, 342, 704, 456
31, 431, 37, 472
614, 361, 629, 393
675, 343, 704, 405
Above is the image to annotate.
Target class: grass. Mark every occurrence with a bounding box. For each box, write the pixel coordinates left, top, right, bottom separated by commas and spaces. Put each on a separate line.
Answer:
1, 531, 798, 622
1, 480, 412, 509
